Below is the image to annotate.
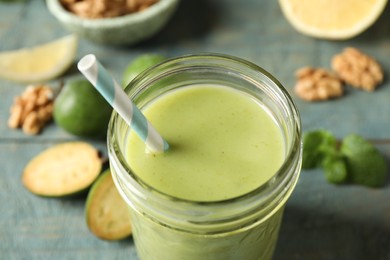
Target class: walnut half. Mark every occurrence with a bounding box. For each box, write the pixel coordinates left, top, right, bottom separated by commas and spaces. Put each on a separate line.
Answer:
294, 67, 344, 102
331, 48, 384, 92
8, 84, 54, 135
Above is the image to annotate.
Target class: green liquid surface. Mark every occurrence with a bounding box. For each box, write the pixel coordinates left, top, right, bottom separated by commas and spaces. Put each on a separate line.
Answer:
126, 85, 284, 202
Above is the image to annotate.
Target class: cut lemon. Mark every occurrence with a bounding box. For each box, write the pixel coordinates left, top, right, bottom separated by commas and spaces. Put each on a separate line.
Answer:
279, 0, 387, 40
0, 34, 77, 83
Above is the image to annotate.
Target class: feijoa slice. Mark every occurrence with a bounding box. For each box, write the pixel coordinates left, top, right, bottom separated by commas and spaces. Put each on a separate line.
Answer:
22, 142, 102, 197
85, 169, 132, 240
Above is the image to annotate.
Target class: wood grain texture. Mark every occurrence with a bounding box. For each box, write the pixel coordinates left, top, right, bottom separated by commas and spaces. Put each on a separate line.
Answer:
0, 0, 389, 259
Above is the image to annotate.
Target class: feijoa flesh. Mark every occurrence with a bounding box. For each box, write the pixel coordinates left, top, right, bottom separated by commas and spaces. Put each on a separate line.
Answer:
22, 142, 102, 197
85, 169, 132, 240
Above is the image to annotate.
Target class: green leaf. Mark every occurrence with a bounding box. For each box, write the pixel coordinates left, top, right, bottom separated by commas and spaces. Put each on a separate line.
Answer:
322, 155, 348, 184
302, 129, 337, 169
341, 134, 388, 187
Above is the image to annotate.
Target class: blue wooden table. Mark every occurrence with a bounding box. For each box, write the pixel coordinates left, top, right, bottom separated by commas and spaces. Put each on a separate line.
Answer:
1, 1, 389, 259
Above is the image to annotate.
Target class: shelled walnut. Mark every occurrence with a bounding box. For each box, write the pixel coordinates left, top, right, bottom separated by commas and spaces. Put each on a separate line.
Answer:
332, 48, 383, 92
60, 0, 159, 19
294, 67, 344, 102
8, 84, 54, 135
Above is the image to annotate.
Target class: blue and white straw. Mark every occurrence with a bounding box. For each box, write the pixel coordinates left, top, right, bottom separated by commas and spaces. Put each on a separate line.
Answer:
78, 54, 169, 153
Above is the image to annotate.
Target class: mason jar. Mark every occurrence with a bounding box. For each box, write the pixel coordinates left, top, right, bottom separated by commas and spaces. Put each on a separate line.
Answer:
108, 54, 302, 260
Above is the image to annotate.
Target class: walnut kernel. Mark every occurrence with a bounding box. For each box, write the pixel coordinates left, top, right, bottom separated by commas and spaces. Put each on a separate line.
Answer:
332, 48, 383, 92
60, 0, 158, 19
8, 84, 54, 135
294, 67, 344, 102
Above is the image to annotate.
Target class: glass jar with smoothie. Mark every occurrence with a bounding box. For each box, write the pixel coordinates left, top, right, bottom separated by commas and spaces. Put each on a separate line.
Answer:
108, 54, 302, 260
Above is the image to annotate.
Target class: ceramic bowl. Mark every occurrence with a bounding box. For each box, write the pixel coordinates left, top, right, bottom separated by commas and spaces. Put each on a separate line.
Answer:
46, 0, 179, 45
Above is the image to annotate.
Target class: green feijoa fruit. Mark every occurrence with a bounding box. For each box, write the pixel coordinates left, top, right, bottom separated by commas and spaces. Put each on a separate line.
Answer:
53, 79, 112, 138
22, 142, 102, 197
85, 169, 132, 240
122, 54, 166, 87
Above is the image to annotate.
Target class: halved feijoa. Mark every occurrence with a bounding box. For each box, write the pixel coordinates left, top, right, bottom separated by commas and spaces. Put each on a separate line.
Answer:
85, 169, 132, 240
22, 142, 102, 197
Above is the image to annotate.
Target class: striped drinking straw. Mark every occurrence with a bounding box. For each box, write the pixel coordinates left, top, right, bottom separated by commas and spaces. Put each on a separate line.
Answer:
77, 54, 169, 153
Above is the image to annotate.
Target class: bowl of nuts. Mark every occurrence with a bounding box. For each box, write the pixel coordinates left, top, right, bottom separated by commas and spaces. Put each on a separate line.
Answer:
46, 0, 179, 45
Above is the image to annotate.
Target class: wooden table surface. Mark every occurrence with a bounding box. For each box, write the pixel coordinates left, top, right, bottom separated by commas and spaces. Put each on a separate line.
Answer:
1, 1, 389, 259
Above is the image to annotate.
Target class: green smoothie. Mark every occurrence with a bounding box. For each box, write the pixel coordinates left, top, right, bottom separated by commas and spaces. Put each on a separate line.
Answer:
109, 55, 301, 260
126, 84, 285, 202
123, 84, 288, 259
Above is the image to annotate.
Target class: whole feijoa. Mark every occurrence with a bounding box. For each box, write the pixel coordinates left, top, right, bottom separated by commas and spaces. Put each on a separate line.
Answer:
54, 79, 112, 138
122, 54, 166, 87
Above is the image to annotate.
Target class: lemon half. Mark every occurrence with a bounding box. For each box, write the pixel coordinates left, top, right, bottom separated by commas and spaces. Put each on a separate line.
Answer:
0, 34, 77, 83
279, 0, 387, 40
